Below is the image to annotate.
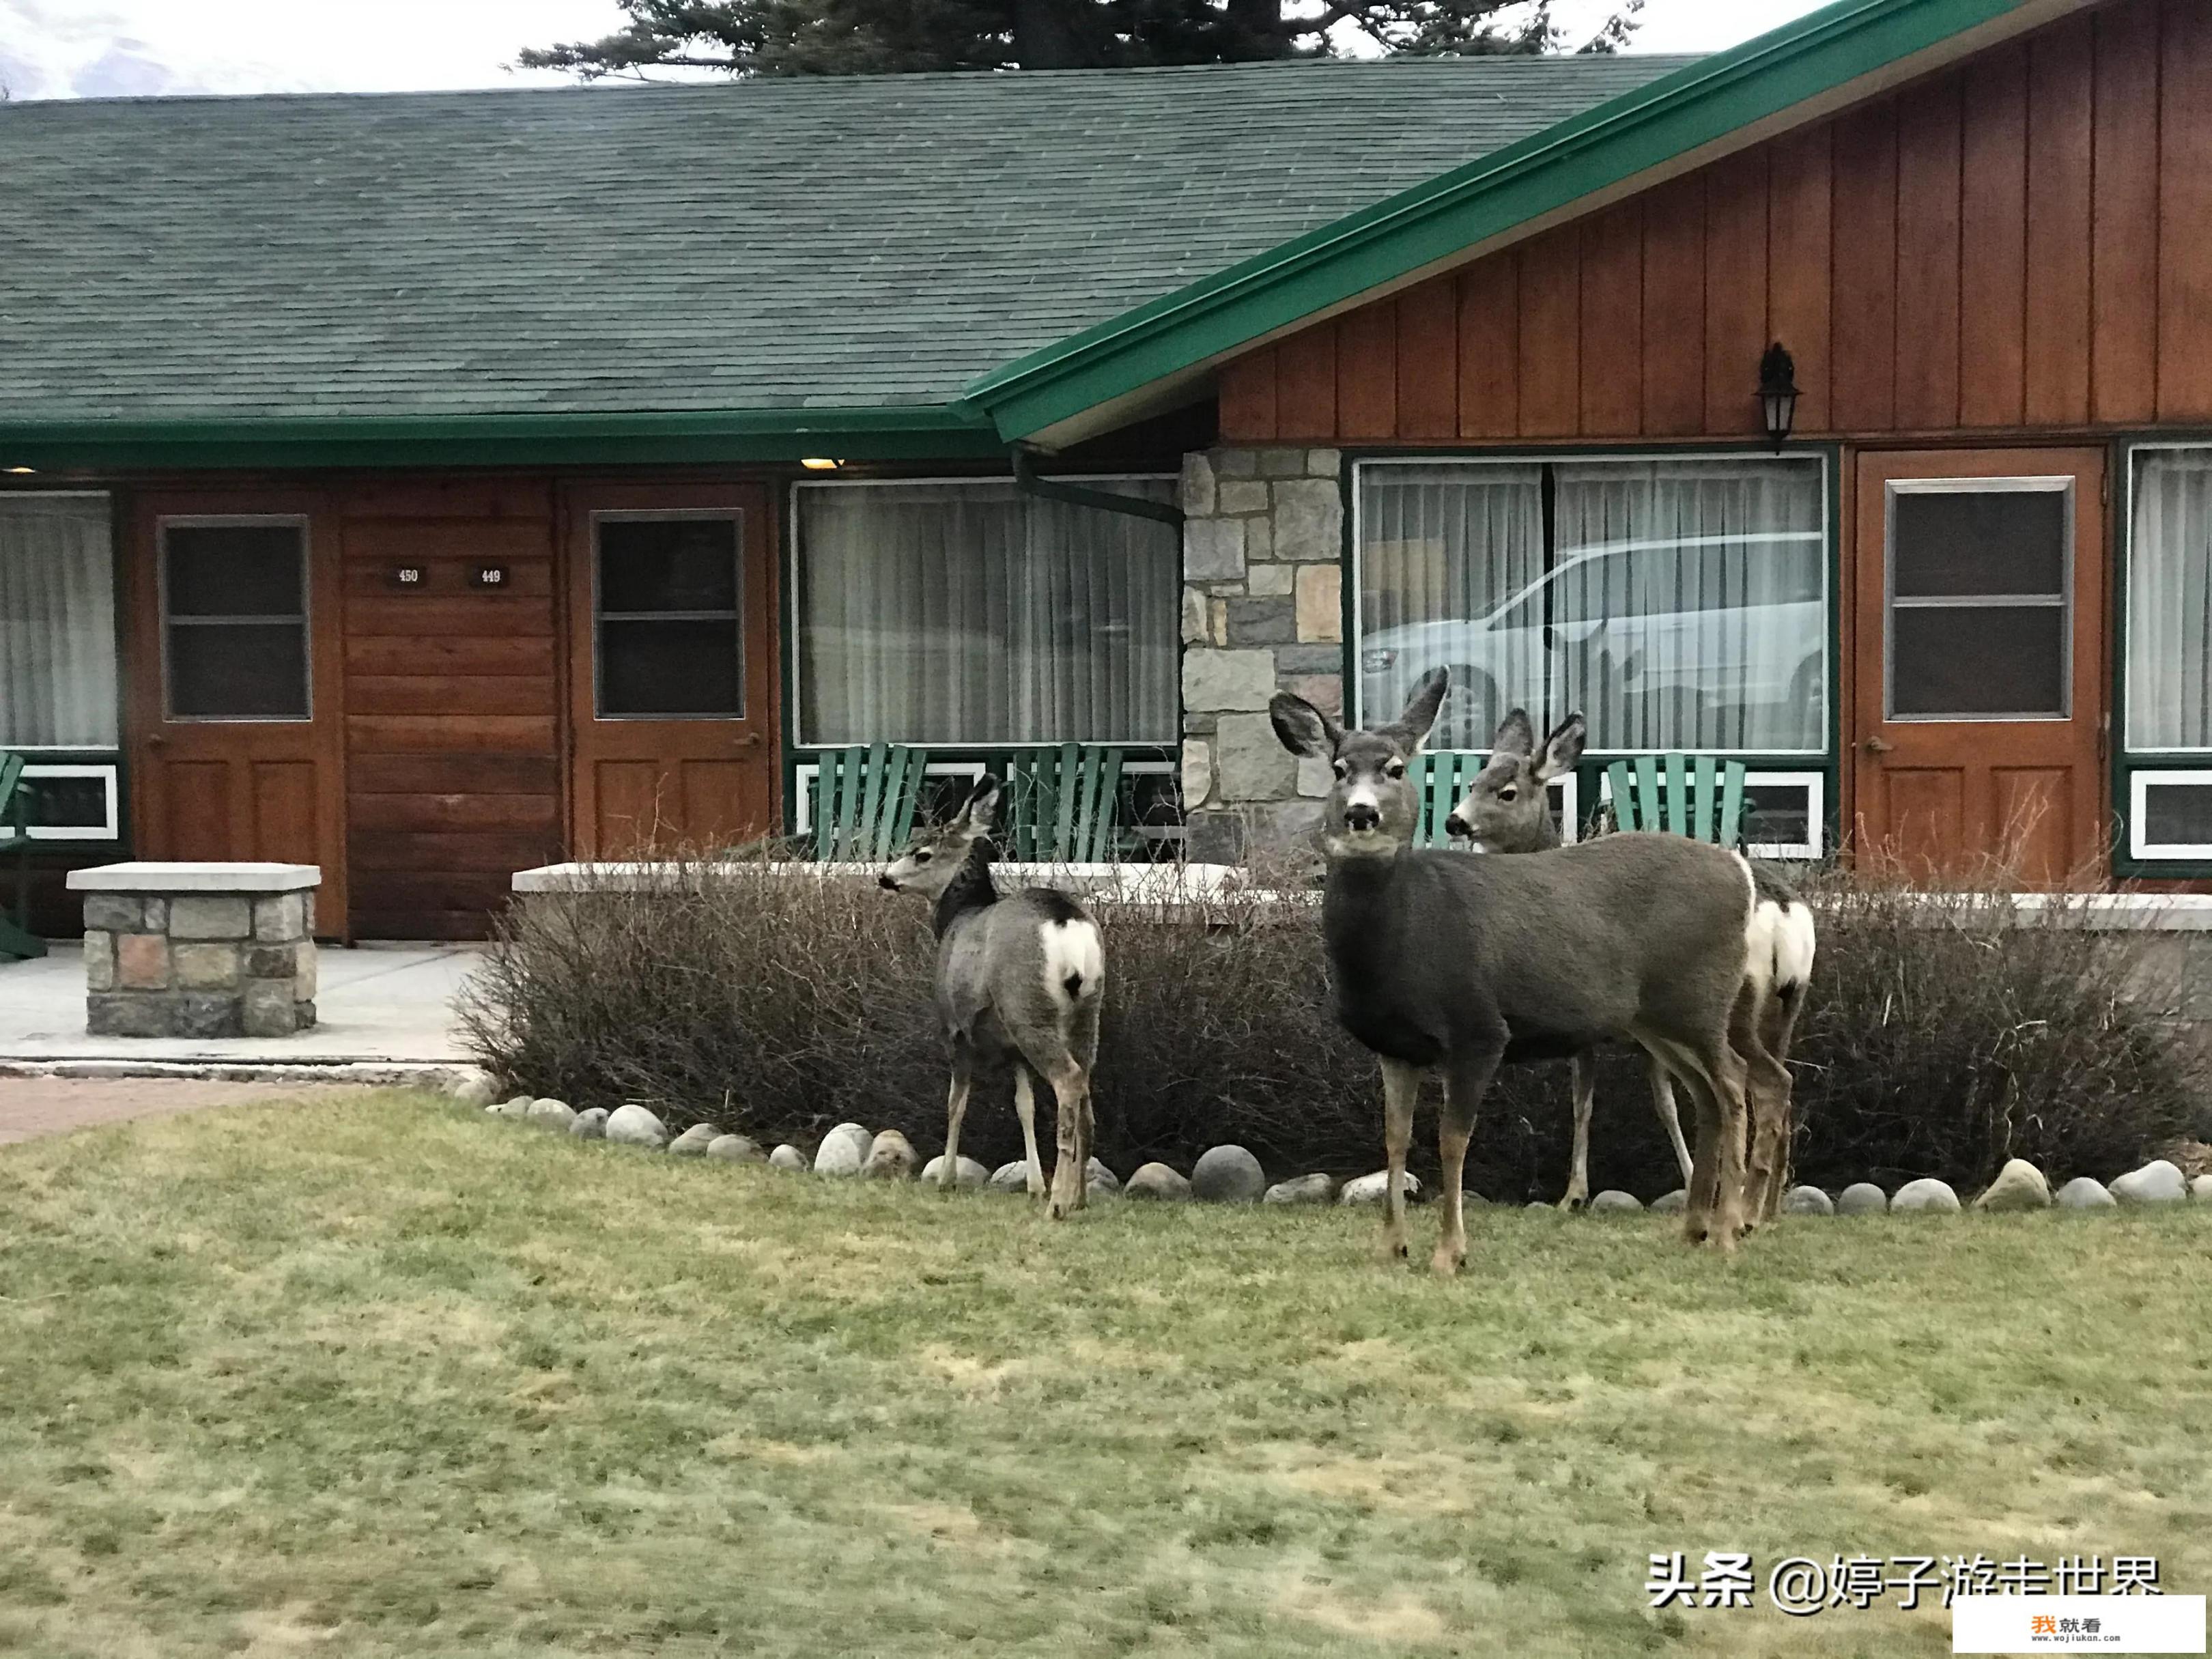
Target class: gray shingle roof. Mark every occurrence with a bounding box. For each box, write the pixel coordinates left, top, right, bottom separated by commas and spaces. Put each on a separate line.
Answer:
0, 57, 1690, 425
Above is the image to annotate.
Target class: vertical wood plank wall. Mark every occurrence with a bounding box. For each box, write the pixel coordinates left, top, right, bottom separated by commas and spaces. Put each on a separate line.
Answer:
1218, 0, 2208, 446
340, 479, 565, 939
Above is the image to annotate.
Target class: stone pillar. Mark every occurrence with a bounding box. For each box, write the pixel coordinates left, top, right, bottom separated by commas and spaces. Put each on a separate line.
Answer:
1178, 446, 1344, 863
67, 863, 320, 1038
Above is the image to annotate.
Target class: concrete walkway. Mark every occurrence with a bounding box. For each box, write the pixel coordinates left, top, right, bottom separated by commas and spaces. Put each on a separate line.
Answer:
0, 943, 484, 1065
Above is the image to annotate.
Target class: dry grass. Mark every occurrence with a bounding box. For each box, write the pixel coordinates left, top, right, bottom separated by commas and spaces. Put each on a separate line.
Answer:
2, 1091, 2209, 1656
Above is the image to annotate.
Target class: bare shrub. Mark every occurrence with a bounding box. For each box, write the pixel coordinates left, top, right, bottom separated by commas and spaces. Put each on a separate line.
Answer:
460, 850, 2206, 1195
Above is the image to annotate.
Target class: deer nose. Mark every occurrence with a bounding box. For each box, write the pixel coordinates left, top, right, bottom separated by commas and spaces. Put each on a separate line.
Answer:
878, 873, 898, 891
1445, 812, 1471, 838
1344, 802, 1381, 832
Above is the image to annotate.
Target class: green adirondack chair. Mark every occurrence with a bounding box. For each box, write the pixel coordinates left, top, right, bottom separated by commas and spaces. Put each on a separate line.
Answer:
809, 743, 933, 862
1406, 751, 1492, 848
1604, 753, 1749, 849
0, 752, 48, 961
992, 744, 1130, 862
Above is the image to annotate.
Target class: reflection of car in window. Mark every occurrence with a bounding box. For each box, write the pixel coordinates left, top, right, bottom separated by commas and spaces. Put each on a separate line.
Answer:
1360, 530, 1826, 748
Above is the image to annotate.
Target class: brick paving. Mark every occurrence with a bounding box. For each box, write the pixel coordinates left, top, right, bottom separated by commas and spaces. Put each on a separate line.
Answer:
0, 1076, 366, 1145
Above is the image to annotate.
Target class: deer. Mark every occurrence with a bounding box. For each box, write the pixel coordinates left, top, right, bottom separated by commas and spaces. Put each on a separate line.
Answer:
879, 775, 1105, 1221
1268, 668, 1815, 1267
1443, 708, 1813, 1221
1441, 709, 1694, 1210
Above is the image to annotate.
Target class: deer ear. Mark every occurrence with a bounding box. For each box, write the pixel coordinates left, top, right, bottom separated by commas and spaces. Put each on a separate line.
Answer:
1382, 668, 1449, 754
1490, 707, 1535, 759
954, 775, 1002, 832
1269, 692, 1342, 759
1534, 713, 1586, 782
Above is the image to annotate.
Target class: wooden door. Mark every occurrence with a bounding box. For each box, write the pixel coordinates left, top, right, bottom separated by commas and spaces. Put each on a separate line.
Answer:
563, 483, 778, 855
1850, 449, 2109, 885
128, 490, 348, 931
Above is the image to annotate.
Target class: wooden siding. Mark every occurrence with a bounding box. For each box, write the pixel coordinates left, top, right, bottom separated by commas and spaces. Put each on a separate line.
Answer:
1218, 0, 2207, 446
339, 480, 564, 939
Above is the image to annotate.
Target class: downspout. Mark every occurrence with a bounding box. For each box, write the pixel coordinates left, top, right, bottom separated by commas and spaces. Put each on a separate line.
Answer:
1010, 443, 1185, 528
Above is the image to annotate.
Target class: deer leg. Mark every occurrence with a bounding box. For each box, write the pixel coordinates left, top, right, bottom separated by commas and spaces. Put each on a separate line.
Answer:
1650, 1061, 1695, 1191
1377, 1058, 1422, 1264
1012, 1063, 1047, 1200
1682, 1041, 1753, 1252
1558, 1052, 1596, 1212
1044, 1064, 1088, 1223
1669, 1055, 1722, 1246
1752, 988, 1804, 1223
940, 1045, 974, 1193
1434, 1045, 1501, 1277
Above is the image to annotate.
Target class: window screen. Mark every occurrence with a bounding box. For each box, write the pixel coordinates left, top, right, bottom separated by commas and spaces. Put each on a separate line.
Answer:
1886, 484, 2069, 721
594, 515, 743, 719
161, 520, 309, 720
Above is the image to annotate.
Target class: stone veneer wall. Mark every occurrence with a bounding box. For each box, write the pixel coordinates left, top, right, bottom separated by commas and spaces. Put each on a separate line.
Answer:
83, 890, 319, 1038
1177, 445, 1346, 864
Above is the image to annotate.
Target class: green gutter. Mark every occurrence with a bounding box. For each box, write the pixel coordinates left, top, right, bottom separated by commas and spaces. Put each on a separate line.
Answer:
967, 0, 2047, 442
0, 404, 1002, 472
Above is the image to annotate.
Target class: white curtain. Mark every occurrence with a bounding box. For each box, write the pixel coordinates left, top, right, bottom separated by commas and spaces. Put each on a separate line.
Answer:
1357, 458, 1824, 754
1358, 464, 1545, 748
0, 495, 118, 748
1551, 460, 1824, 752
2129, 450, 2212, 750
795, 479, 1178, 746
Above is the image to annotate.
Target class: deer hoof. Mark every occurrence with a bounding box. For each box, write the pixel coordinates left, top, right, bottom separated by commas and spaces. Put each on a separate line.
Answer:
1430, 1246, 1464, 1277
1557, 1194, 1587, 1214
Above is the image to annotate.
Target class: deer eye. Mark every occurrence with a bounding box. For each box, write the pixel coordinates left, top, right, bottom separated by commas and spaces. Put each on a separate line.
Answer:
1331, 760, 1348, 780
1497, 786, 1518, 802
1385, 761, 1406, 780
915, 849, 933, 864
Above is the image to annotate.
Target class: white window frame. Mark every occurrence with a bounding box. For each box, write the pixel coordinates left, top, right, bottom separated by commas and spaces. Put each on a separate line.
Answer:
2129, 770, 2212, 862
1594, 767, 1824, 860
156, 514, 313, 724
786, 472, 1178, 750
2123, 442, 2212, 755
1882, 474, 2075, 724
0, 762, 122, 843
1350, 452, 1833, 757
590, 508, 746, 722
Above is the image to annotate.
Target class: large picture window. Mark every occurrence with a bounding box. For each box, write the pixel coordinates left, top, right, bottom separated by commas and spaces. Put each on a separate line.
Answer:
0, 494, 117, 748
793, 477, 1178, 746
1357, 456, 1828, 754
2127, 446, 2212, 752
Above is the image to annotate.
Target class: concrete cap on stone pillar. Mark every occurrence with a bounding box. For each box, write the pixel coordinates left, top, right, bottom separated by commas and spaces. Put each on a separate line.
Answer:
68, 863, 321, 894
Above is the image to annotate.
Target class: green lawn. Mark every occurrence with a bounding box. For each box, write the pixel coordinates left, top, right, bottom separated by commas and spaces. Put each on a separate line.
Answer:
2, 1092, 2208, 1658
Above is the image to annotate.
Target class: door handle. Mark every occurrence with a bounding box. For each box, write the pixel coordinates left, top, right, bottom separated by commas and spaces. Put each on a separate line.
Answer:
1860, 735, 1895, 756
736, 731, 763, 749
146, 733, 168, 750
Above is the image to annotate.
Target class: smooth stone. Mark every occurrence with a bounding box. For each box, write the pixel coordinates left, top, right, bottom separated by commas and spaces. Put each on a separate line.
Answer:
812, 1122, 873, 1176
2193, 1175, 2212, 1204
668, 1123, 721, 1157
1649, 1189, 1686, 1215
920, 1154, 989, 1190
1262, 1173, 1337, 1206
523, 1098, 578, 1133
605, 1103, 669, 1148
1974, 1158, 2052, 1212
860, 1130, 918, 1180
1339, 1171, 1423, 1206
1890, 1178, 1961, 1214
1836, 1182, 1888, 1215
2056, 1176, 2117, 1210
1124, 1163, 1193, 1201
1522, 1200, 1554, 1215
705, 1134, 765, 1163
1189, 1145, 1266, 1203
768, 1144, 807, 1172
1086, 1157, 1121, 1196
569, 1107, 608, 1140
2110, 1159, 2188, 1205
1782, 1186, 1834, 1217
988, 1159, 1034, 1193
1589, 1189, 1643, 1214
486, 1095, 533, 1120
446, 1070, 499, 1107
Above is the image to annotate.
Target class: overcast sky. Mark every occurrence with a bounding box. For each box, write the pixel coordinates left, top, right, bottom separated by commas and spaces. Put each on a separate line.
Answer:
0, 0, 1834, 101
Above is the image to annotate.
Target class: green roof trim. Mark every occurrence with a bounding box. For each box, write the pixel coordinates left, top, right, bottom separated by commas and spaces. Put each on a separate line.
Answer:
0, 406, 1002, 472
968, 0, 2058, 442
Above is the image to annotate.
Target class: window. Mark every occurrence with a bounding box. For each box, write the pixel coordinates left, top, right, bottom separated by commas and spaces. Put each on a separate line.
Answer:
2129, 772, 2212, 861
1886, 480, 2071, 721
2, 763, 121, 842
1357, 457, 1826, 754
593, 513, 743, 718
160, 518, 309, 720
0, 494, 117, 748
2128, 448, 2212, 752
793, 477, 1178, 746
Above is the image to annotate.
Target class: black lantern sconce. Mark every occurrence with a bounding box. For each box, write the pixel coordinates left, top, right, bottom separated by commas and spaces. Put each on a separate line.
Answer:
1759, 342, 1800, 452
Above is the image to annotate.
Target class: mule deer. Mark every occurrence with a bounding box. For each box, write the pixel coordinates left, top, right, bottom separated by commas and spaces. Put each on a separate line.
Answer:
1442, 709, 1695, 1209
879, 776, 1105, 1220
1269, 669, 1813, 1266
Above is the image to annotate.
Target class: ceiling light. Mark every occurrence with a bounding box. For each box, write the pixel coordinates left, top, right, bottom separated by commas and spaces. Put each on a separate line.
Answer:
799, 457, 842, 471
